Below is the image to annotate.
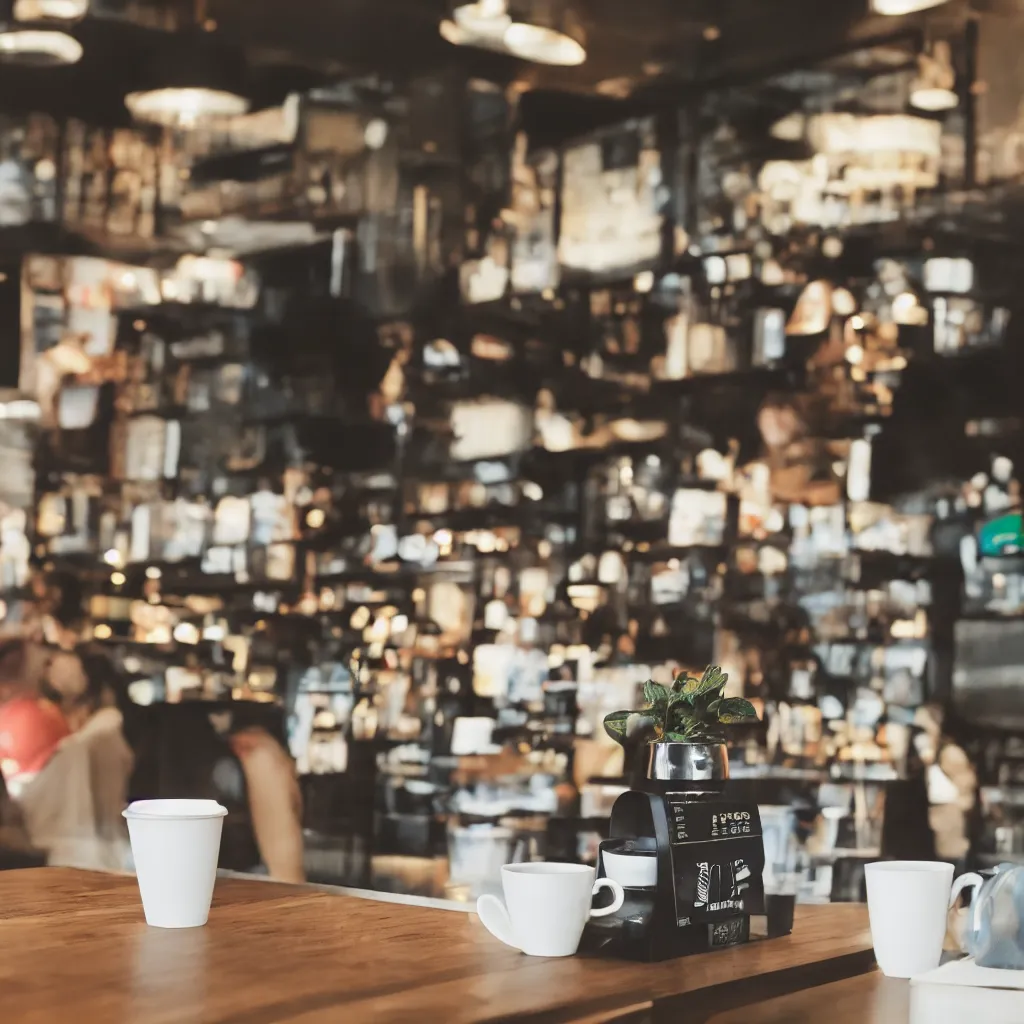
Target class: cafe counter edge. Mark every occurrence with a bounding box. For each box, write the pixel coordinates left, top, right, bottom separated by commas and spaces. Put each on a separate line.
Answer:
0, 867, 881, 1023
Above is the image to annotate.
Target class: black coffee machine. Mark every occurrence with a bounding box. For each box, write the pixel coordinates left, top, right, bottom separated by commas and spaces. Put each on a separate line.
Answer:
584, 742, 774, 961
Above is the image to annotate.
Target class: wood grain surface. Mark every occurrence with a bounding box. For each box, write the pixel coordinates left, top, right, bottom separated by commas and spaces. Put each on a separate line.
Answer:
0, 868, 876, 1024
708, 970, 910, 1024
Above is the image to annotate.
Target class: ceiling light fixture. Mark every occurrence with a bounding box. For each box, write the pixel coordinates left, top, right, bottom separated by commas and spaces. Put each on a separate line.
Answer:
910, 40, 958, 112
0, 0, 81, 64
455, 0, 510, 36
0, 27, 80, 63
440, 0, 514, 53
125, 0, 248, 128
504, 0, 586, 65
871, 0, 950, 13
440, 0, 586, 66
13, 0, 87, 19
126, 86, 248, 127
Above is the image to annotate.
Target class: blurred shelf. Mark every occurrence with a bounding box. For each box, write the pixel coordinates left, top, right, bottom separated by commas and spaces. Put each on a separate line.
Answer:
977, 851, 1024, 866
809, 847, 881, 863
980, 785, 1024, 807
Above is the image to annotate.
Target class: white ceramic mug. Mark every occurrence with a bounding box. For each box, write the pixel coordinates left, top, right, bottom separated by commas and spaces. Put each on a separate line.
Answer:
476, 862, 624, 957
865, 860, 975, 978
602, 848, 658, 888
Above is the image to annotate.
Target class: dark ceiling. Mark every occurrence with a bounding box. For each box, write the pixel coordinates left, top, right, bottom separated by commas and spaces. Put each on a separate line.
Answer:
206, 0, 909, 91
0, 0, 976, 124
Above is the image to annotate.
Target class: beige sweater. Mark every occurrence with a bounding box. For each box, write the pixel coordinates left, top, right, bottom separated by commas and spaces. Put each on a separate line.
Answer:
11, 708, 133, 871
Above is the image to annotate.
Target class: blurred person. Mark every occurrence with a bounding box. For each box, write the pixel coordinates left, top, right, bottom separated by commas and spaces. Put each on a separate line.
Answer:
49, 649, 134, 860
129, 709, 306, 884
916, 704, 976, 866
0, 648, 133, 871
228, 726, 305, 884
0, 569, 87, 699
0, 636, 29, 704
0, 638, 38, 857
881, 718, 936, 862
31, 568, 86, 651
0, 695, 70, 792
5, 576, 304, 881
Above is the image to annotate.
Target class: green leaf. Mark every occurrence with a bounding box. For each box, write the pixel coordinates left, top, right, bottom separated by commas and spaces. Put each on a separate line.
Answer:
604, 709, 659, 743
669, 703, 696, 731
717, 697, 759, 723
680, 675, 702, 698
602, 710, 631, 741
665, 731, 690, 742
707, 698, 722, 715
672, 673, 696, 693
698, 665, 728, 696
642, 680, 671, 708
629, 712, 659, 738
680, 665, 728, 702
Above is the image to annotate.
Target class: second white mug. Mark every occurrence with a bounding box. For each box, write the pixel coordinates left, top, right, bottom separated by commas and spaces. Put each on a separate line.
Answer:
476, 862, 624, 957
865, 860, 980, 978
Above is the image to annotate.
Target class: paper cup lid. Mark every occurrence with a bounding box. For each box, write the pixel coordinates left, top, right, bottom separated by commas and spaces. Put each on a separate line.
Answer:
123, 799, 228, 820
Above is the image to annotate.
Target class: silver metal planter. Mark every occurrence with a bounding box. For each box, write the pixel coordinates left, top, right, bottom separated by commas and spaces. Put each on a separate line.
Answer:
646, 742, 729, 783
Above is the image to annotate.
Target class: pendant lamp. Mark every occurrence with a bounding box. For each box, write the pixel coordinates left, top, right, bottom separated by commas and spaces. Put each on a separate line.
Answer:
0, 0, 81, 64
910, 39, 958, 112
125, 0, 248, 128
504, 0, 585, 66
439, 0, 509, 53
13, 0, 87, 19
440, 0, 586, 66
871, 0, 950, 14
0, 27, 80, 62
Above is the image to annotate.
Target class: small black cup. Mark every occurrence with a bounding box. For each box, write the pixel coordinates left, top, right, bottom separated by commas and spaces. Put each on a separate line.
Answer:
764, 892, 796, 938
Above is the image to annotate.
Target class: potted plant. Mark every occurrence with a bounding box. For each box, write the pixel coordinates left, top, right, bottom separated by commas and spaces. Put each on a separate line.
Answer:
602, 665, 759, 783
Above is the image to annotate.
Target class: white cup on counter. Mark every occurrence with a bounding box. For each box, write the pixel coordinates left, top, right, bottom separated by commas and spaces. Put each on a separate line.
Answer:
865, 860, 973, 978
123, 799, 227, 929
476, 862, 624, 957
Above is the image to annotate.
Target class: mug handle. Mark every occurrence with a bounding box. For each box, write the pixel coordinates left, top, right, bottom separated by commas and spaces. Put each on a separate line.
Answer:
476, 895, 520, 949
949, 872, 984, 909
589, 877, 625, 918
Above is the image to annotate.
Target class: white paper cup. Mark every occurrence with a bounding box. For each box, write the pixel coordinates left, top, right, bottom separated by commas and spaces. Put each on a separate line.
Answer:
865, 860, 954, 978
123, 799, 227, 929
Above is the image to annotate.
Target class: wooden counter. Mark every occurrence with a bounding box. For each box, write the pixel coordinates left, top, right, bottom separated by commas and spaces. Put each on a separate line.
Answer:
709, 971, 908, 1024
0, 868, 877, 1023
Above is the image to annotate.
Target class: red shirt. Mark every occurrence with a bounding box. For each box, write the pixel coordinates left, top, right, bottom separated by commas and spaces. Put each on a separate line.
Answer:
0, 698, 69, 781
